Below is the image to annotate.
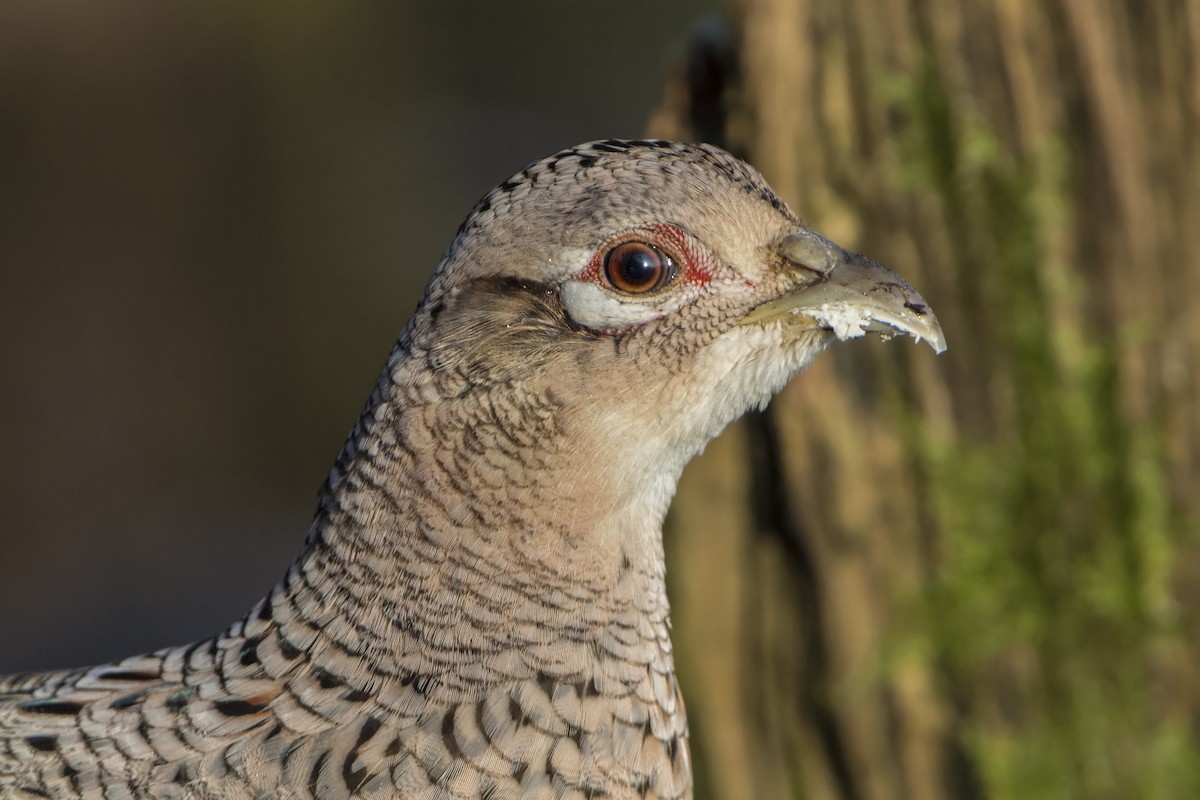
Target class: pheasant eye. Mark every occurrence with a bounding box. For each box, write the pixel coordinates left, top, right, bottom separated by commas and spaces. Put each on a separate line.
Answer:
603, 241, 674, 294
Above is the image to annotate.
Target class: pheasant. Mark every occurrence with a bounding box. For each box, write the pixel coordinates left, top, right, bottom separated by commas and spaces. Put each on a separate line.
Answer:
0, 140, 944, 799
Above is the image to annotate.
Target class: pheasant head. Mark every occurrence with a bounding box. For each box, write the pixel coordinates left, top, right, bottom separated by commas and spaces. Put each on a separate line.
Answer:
330, 140, 944, 569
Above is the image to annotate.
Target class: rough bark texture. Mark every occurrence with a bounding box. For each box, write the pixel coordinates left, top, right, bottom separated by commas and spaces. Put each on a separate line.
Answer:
650, 2, 1200, 798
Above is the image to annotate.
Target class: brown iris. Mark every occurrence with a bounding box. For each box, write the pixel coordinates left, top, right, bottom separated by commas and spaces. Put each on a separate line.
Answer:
603, 241, 675, 294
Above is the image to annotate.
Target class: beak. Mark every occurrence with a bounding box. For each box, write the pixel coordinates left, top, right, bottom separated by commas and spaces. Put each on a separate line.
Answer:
741, 230, 947, 354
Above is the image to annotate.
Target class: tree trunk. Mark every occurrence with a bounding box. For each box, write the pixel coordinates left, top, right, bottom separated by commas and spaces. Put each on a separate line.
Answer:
650, 1, 1200, 798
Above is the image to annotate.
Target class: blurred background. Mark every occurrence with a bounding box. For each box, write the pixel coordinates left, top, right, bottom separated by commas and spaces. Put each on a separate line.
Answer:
2, 1, 1198, 799
0, 0, 714, 667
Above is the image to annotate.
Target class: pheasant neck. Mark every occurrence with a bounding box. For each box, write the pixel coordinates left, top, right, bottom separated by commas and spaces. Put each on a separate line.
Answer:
260, 357, 678, 706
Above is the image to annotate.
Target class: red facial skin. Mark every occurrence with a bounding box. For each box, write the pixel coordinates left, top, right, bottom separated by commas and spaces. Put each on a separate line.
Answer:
576, 223, 715, 292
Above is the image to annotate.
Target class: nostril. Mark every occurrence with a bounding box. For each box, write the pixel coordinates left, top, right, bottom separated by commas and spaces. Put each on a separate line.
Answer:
797, 260, 832, 277
778, 231, 841, 277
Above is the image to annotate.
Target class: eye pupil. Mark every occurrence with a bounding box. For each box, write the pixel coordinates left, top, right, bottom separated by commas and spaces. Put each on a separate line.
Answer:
622, 249, 658, 284
604, 242, 673, 294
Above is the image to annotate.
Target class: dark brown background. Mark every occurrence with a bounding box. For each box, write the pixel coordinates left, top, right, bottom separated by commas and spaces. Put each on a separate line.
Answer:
0, 0, 716, 673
